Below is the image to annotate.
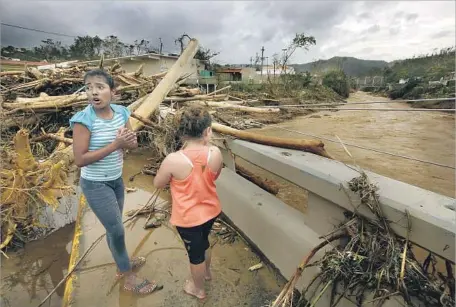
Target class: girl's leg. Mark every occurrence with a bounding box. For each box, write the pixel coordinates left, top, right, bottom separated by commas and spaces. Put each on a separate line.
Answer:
80, 178, 158, 294
201, 216, 218, 281
176, 225, 207, 299
81, 178, 131, 272
110, 178, 146, 275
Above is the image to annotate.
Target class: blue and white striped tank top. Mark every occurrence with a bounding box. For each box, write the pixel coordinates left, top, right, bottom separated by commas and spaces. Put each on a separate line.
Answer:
69, 104, 131, 181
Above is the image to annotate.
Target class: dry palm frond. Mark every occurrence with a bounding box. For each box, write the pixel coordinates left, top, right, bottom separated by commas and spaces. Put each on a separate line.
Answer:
1, 129, 73, 254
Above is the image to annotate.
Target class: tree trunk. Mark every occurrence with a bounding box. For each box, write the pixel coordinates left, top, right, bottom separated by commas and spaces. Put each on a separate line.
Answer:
129, 38, 199, 131
235, 164, 279, 195
190, 101, 280, 113
211, 122, 333, 159
3, 93, 88, 110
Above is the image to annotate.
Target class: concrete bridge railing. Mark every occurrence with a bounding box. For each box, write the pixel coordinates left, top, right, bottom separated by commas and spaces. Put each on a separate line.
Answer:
213, 139, 456, 306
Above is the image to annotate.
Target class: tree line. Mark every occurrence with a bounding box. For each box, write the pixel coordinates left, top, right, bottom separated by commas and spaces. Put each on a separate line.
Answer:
1, 34, 220, 64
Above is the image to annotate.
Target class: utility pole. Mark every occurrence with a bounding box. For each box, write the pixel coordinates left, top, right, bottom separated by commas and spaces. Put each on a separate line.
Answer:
159, 37, 163, 54
260, 46, 265, 78
250, 56, 253, 67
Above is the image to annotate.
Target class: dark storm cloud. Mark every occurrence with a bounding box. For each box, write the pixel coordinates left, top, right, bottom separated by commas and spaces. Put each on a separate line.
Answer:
1, 1, 233, 53
1, 1, 454, 63
406, 13, 418, 22
389, 27, 401, 36
432, 30, 453, 39
247, 1, 354, 40
358, 12, 371, 20
366, 24, 381, 34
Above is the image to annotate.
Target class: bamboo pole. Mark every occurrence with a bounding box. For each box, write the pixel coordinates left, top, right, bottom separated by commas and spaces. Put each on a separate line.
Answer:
129, 38, 199, 131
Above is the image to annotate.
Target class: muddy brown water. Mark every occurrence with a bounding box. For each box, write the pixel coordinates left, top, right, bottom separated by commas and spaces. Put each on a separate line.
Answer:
2, 91, 454, 307
243, 91, 455, 214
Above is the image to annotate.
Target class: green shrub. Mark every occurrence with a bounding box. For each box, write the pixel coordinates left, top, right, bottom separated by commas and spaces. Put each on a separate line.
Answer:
322, 70, 350, 98
403, 86, 425, 99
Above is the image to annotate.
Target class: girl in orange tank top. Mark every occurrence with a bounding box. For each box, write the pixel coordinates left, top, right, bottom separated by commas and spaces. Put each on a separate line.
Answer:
153, 106, 223, 300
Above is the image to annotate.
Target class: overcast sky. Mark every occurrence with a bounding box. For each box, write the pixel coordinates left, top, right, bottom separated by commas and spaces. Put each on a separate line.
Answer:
1, 1, 454, 64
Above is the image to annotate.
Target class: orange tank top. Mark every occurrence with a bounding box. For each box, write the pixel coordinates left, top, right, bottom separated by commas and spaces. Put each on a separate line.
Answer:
169, 147, 222, 227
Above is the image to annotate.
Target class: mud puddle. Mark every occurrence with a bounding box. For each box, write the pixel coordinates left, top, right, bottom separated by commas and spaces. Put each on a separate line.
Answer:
0, 224, 74, 307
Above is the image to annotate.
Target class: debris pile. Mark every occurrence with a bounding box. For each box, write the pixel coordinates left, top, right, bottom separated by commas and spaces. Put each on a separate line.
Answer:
271, 172, 455, 307
0, 39, 333, 252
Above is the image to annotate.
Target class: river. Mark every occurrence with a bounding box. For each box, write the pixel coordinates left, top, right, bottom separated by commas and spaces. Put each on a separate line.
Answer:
240, 91, 455, 214
1, 91, 454, 307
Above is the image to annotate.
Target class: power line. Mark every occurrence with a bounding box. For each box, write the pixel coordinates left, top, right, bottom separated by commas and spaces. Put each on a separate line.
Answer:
271, 126, 455, 170
296, 107, 455, 112
1, 22, 77, 38
255, 97, 456, 108
258, 106, 454, 112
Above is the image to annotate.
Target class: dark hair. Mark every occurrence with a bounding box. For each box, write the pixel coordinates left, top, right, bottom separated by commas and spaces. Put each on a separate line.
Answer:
83, 69, 115, 89
178, 106, 212, 138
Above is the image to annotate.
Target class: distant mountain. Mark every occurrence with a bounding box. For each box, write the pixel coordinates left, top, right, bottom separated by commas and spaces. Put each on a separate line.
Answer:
291, 56, 389, 77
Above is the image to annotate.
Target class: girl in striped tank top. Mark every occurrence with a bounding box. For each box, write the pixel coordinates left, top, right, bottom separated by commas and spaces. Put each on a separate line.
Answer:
70, 69, 161, 295
154, 106, 224, 300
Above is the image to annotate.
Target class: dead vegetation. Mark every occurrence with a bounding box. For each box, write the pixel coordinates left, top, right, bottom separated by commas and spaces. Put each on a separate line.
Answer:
270, 171, 455, 307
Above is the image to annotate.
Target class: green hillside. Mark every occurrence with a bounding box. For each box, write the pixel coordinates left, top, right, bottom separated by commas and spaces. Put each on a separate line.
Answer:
292, 56, 389, 77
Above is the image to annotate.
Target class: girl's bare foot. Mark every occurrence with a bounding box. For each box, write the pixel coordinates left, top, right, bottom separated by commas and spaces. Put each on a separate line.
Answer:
183, 279, 206, 299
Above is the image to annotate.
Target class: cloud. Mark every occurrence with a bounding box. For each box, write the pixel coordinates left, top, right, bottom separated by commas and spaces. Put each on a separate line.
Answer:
366, 25, 381, 34
1, 1, 454, 64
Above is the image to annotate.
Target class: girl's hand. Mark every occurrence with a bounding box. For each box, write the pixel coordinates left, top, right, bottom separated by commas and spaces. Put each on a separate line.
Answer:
115, 127, 137, 149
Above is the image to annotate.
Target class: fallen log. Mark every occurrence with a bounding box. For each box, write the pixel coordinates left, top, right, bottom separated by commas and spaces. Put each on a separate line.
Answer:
211, 122, 333, 159
2, 114, 42, 129
14, 92, 87, 104
192, 101, 280, 113
0, 71, 25, 77
26, 67, 43, 79
130, 38, 199, 131
30, 133, 73, 145
2, 93, 88, 110
235, 164, 279, 195
164, 94, 227, 102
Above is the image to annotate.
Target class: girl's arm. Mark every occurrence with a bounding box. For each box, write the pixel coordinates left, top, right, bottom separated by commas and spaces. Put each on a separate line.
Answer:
209, 146, 223, 180
73, 123, 121, 167
153, 155, 173, 189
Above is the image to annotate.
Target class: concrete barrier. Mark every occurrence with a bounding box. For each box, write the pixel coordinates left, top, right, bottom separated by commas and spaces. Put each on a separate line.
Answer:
215, 139, 456, 306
